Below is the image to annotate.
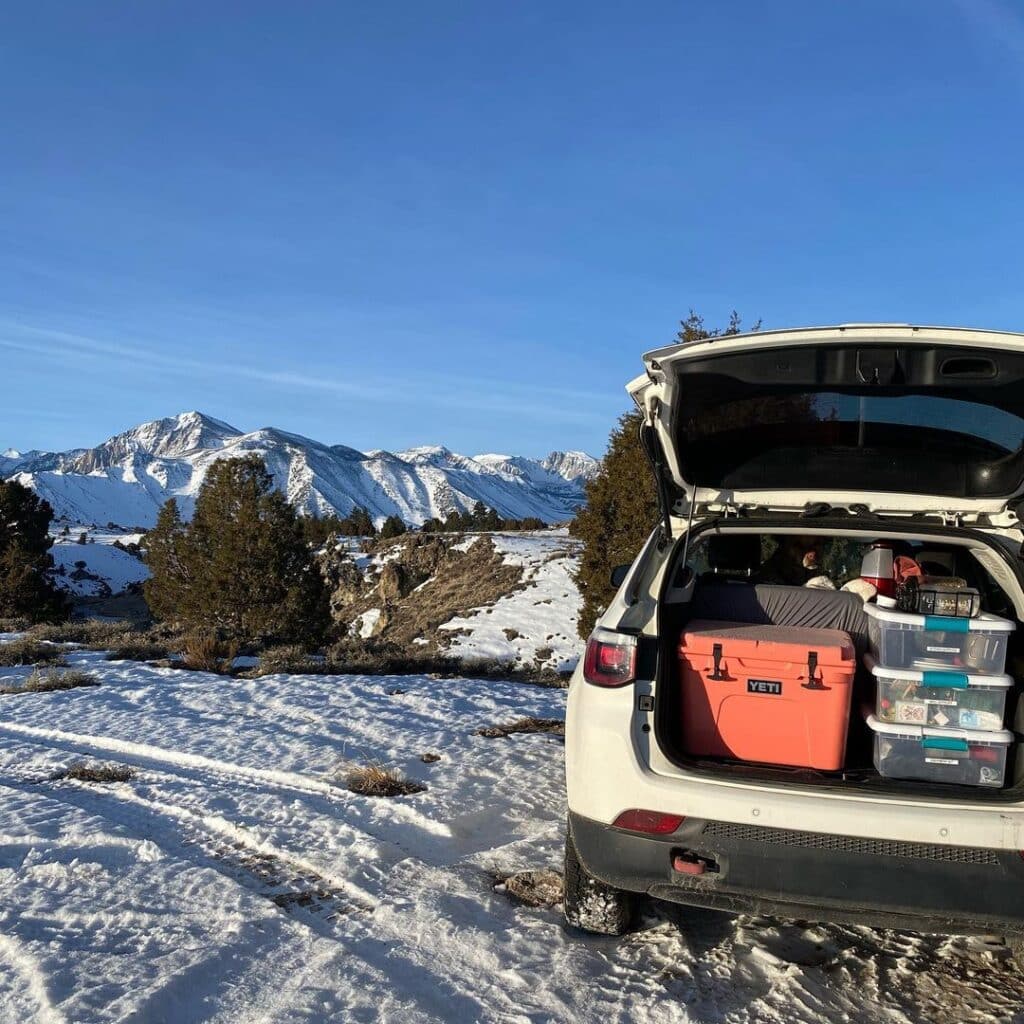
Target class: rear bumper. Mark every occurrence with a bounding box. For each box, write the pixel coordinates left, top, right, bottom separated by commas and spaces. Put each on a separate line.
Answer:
569, 811, 1024, 937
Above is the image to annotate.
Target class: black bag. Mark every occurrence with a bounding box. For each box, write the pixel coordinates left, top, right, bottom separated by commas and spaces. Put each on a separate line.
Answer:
895, 576, 981, 617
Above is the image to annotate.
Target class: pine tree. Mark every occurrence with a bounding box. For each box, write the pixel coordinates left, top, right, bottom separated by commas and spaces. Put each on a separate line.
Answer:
444, 509, 469, 532
0, 480, 68, 622
143, 457, 330, 643
571, 311, 756, 637
468, 501, 502, 531
347, 506, 376, 537
143, 499, 190, 621
300, 513, 347, 547
379, 515, 407, 539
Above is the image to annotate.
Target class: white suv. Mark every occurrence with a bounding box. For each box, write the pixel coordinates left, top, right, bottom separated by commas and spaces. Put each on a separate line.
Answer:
564, 324, 1024, 953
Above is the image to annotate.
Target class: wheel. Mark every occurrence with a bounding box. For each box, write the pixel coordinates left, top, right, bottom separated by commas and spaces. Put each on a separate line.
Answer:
563, 824, 636, 935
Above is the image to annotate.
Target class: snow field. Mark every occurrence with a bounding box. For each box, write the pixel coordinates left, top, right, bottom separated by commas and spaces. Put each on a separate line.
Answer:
49, 542, 149, 597
1, 645, 1023, 1021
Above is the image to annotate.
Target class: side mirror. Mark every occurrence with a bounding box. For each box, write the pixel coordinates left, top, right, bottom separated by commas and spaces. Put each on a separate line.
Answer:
609, 563, 631, 588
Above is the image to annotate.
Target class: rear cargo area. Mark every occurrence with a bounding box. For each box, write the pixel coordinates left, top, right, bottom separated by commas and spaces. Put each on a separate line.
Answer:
654, 524, 1024, 801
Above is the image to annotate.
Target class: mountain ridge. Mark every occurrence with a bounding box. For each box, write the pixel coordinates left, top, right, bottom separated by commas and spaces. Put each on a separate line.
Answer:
2, 412, 599, 529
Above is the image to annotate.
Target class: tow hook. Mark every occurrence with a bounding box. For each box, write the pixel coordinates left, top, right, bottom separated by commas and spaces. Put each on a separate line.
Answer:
671, 850, 719, 876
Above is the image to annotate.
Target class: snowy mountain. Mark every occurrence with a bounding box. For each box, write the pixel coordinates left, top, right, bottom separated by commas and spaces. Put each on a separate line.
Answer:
540, 450, 600, 484
4, 412, 598, 529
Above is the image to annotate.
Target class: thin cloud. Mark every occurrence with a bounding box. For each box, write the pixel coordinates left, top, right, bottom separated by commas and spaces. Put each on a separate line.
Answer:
0, 320, 618, 428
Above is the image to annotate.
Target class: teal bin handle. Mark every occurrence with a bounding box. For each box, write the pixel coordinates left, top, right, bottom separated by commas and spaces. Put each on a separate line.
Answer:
921, 736, 969, 752
924, 615, 969, 633
921, 670, 969, 690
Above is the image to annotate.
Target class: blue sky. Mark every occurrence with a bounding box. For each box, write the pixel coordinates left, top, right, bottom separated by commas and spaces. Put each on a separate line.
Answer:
2, 1, 1023, 458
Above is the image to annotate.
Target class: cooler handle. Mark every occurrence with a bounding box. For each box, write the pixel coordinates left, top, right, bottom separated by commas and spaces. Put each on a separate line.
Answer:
801, 651, 827, 690
921, 670, 969, 690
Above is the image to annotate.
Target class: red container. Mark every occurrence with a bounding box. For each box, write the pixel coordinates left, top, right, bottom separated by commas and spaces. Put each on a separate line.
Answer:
678, 620, 856, 770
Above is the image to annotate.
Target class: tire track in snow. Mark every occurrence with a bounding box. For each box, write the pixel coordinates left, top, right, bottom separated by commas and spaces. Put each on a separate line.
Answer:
0, 719, 458, 864
0, 771, 578, 1023
0, 779, 437, 1024
0, 719, 409, 812
0, 774, 375, 929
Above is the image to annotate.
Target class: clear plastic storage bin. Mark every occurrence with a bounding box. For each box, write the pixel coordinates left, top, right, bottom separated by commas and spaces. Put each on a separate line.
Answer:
865, 602, 1014, 674
867, 714, 1013, 788
866, 654, 1011, 731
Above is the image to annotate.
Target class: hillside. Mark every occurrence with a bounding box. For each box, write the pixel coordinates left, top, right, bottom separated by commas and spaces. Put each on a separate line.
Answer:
49, 527, 584, 675
323, 530, 582, 675
2, 412, 598, 529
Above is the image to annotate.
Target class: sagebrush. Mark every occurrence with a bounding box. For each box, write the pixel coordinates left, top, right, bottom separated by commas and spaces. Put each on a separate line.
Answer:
179, 632, 239, 673
0, 639, 68, 668
342, 763, 426, 797
1, 668, 99, 695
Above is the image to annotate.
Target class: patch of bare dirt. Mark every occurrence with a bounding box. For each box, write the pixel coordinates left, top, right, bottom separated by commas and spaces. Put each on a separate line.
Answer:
494, 869, 564, 908
476, 717, 565, 739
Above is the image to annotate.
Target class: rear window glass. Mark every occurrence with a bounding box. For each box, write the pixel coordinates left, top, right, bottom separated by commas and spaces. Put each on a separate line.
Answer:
685, 392, 1024, 454
678, 391, 1024, 498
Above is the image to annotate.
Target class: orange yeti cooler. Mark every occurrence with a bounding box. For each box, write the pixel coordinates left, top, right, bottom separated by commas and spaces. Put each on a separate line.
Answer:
678, 620, 855, 770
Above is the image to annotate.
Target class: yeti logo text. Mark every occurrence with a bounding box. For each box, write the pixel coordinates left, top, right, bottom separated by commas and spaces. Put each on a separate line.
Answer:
747, 679, 782, 695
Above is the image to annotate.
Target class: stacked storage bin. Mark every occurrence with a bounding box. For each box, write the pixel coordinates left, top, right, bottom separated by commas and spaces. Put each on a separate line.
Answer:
864, 603, 1015, 787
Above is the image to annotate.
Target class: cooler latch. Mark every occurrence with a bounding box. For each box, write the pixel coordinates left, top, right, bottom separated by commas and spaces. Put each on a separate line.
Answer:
802, 650, 826, 690
709, 643, 725, 680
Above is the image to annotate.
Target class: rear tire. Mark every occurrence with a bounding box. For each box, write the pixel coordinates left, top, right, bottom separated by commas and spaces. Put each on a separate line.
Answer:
563, 824, 636, 935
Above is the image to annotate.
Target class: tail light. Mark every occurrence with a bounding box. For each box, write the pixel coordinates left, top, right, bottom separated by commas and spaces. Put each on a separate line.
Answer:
612, 809, 685, 834
583, 630, 637, 687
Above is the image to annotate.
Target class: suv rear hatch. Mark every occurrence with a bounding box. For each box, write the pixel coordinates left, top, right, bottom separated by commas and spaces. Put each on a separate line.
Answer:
628, 324, 1024, 529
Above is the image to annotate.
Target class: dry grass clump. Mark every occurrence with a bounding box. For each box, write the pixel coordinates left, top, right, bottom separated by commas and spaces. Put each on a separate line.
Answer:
342, 763, 426, 797
324, 640, 515, 679
0, 639, 68, 668
27, 620, 141, 648
256, 644, 322, 676
476, 717, 565, 739
62, 761, 134, 784
234, 637, 557, 682
1, 668, 99, 695
0, 616, 31, 633
179, 632, 239, 673
106, 640, 169, 663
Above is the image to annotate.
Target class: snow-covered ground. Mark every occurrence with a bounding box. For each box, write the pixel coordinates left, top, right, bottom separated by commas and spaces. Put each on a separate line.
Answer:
440, 531, 582, 672
1, 646, 1022, 1023
49, 542, 149, 597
